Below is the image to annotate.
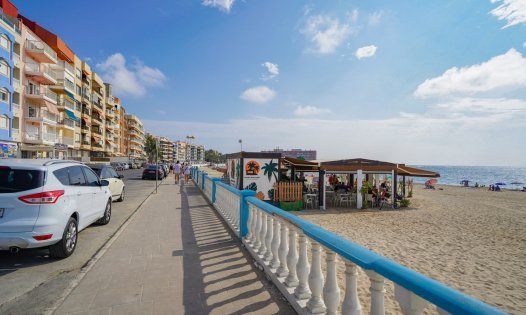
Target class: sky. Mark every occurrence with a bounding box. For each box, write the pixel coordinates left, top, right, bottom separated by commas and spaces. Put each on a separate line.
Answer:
14, 0, 526, 166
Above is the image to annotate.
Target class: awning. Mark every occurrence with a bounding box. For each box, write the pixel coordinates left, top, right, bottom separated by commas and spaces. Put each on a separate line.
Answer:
82, 117, 90, 125
320, 158, 440, 178
44, 100, 59, 115
282, 157, 319, 172
65, 91, 75, 101
65, 109, 79, 122
396, 165, 440, 178
91, 135, 101, 141
82, 69, 90, 77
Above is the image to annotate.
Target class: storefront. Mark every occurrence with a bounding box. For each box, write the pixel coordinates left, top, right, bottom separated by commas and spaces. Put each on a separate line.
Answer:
0, 141, 18, 158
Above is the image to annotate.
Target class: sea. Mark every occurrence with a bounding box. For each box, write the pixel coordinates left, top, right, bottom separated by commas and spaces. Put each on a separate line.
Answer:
410, 165, 526, 188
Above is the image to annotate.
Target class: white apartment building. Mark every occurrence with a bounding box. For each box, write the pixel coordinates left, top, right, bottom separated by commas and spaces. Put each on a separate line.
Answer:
173, 140, 204, 163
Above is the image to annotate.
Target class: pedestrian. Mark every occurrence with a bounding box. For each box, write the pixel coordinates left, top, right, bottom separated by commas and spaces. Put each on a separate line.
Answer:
183, 163, 191, 184
174, 160, 181, 184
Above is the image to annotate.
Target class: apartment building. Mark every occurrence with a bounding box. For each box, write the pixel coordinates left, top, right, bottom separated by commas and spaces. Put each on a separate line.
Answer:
104, 83, 121, 157
158, 136, 173, 163
116, 97, 128, 157
0, 4, 17, 158
125, 114, 145, 161
261, 148, 317, 161
173, 140, 204, 163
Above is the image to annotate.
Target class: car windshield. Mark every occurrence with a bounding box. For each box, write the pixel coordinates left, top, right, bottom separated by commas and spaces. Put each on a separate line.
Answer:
147, 165, 159, 170
0, 168, 45, 193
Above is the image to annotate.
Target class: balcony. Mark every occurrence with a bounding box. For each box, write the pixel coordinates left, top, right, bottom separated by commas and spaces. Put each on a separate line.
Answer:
56, 60, 75, 76
25, 131, 56, 144
92, 128, 102, 135
81, 108, 91, 117
25, 85, 58, 105
12, 78, 20, 92
91, 115, 102, 125
11, 128, 20, 142
52, 78, 75, 94
25, 39, 57, 64
106, 109, 115, 118
12, 102, 20, 116
57, 96, 75, 111
59, 136, 74, 146
25, 107, 58, 124
25, 62, 57, 85
92, 94, 103, 109
59, 118, 75, 130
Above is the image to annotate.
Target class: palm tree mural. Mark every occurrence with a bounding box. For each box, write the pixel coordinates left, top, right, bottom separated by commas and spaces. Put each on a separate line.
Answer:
262, 159, 279, 182
245, 161, 260, 175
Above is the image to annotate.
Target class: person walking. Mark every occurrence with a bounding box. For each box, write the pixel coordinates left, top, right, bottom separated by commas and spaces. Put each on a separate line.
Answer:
174, 161, 181, 184
184, 163, 190, 184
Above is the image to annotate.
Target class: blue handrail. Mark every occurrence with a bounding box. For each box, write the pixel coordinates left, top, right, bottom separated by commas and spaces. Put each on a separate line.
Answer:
246, 196, 506, 315
216, 180, 242, 196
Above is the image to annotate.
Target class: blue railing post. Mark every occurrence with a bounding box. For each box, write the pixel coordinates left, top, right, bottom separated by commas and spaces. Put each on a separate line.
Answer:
211, 178, 221, 204
239, 190, 257, 238
201, 172, 207, 190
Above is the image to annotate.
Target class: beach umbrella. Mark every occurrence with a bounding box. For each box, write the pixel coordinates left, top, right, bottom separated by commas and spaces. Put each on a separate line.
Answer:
494, 182, 506, 186
510, 181, 524, 185
427, 179, 438, 185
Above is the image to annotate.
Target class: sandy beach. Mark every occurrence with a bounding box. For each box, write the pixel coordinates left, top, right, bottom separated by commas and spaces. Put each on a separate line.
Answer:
295, 184, 526, 314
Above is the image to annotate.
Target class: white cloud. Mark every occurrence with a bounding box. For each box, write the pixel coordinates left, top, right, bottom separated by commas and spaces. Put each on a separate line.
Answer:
414, 49, 526, 98
490, 0, 526, 28
434, 97, 526, 113
302, 15, 352, 54
202, 0, 235, 13
293, 105, 332, 116
261, 62, 279, 80
368, 11, 383, 26
349, 9, 359, 22
355, 45, 378, 59
96, 53, 166, 97
240, 86, 276, 103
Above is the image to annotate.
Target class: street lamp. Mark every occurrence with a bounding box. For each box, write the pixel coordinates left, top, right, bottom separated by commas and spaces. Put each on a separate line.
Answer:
239, 139, 242, 152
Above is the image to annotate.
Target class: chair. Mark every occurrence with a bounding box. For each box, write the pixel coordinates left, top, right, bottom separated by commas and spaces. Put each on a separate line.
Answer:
339, 194, 351, 207
365, 194, 374, 208
304, 194, 315, 209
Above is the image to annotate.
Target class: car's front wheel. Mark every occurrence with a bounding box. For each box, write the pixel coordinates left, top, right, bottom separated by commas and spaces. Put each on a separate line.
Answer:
96, 200, 112, 225
49, 217, 78, 259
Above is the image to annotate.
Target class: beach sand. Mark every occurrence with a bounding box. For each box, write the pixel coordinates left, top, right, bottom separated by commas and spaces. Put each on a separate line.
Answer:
295, 185, 526, 314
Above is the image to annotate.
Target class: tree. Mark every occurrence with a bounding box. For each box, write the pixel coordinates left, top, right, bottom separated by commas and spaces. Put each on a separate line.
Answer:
262, 159, 279, 182
205, 149, 226, 163
144, 134, 160, 163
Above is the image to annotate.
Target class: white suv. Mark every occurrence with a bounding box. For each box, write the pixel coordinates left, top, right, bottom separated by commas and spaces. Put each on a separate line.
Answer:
0, 159, 112, 258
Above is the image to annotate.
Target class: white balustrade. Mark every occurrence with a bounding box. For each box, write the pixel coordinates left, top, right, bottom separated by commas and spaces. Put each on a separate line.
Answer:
342, 261, 362, 315
276, 223, 289, 277
270, 219, 280, 268
366, 270, 386, 315
263, 215, 273, 262
294, 231, 311, 299
306, 242, 326, 314
258, 211, 267, 255
253, 208, 262, 251
323, 251, 340, 315
285, 228, 299, 287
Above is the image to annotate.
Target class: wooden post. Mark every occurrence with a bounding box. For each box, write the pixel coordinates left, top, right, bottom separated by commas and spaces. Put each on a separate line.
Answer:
319, 170, 325, 209
402, 175, 406, 197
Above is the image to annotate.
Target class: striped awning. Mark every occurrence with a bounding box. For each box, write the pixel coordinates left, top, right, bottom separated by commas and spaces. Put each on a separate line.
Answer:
65, 109, 79, 122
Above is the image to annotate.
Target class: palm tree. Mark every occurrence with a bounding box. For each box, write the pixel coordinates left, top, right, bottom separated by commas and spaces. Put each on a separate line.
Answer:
246, 161, 259, 175
262, 159, 279, 182
144, 134, 159, 163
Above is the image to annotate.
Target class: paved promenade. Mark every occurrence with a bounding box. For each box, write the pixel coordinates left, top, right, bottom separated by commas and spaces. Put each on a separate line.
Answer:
54, 179, 293, 315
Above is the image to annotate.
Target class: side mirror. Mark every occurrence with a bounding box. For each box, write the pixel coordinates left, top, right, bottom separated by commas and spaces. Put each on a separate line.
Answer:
118, 175, 124, 179
100, 180, 110, 187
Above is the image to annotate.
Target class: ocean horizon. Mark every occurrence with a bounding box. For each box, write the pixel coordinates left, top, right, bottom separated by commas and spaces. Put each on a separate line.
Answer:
410, 165, 526, 187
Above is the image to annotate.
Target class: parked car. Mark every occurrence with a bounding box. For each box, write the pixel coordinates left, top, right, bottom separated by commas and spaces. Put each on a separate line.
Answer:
161, 164, 169, 177
110, 162, 124, 171
142, 164, 164, 180
0, 159, 112, 258
86, 164, 125, 202
122, 163, 130, 170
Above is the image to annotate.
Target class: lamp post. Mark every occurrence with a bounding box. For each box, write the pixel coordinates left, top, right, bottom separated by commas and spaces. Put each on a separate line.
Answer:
155, 137, 159, 194
239, 139, 242, 152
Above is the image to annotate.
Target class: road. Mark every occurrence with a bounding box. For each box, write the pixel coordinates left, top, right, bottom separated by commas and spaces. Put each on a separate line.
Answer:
0, 169, 167, 314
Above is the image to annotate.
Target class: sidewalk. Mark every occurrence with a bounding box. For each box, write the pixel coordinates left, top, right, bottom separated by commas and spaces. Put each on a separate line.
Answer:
54, 180, 293, 315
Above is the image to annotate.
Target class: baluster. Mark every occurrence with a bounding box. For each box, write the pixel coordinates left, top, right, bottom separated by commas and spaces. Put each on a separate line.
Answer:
285, 228, 299, 287
342, 261, 362, 315
263, 215, 274, 262
323, 251, 340, 315
246, 205, 254, 243
365, 271, 385, 315
306, 242, 326, 314
294, 231, 311, 300
253, 208, 262, 251
270, 219, 280, 269
394, 284, 427, 315
258, 211, 267, 255
276, 222, 289, 277
250, 205, 258, 244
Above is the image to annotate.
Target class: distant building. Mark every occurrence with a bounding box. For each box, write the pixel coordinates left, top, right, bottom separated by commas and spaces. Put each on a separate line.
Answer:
173, 140, 204, 163
261, 148, 317, 161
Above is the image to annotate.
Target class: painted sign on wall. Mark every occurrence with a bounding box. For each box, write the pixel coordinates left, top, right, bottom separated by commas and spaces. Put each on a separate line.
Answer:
0, 142, 17, 158
226, 158, 241, 188
243, 158, 279, 200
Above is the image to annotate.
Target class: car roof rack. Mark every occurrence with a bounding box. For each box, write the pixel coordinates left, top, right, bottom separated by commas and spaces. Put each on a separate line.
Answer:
43, 160, 83, 166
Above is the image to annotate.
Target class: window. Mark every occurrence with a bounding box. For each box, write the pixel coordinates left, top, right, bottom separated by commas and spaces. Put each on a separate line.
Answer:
53, 168, 70, 185
76, 85, 81, 95
100, 167, 111, 179
0, 34, 10, 52
0, 88, 8, 103
82, 167, 100, 186
0, 169, 45, 193
0, 60, 10, 78
75, 68, 81, 79
68, 166, 86, 186
0, 115, 8, 129
109, 168, 119, 178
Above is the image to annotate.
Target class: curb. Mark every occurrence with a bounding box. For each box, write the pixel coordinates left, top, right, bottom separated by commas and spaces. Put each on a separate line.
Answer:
44, 179, 164, 315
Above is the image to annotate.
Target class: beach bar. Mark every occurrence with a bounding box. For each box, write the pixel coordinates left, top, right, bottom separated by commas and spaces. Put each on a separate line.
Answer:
319, 158, 440, 209
192, 167, 504, 315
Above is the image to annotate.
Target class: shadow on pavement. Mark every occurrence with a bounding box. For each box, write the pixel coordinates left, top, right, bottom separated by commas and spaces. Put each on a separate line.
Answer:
179, 184, 292, 314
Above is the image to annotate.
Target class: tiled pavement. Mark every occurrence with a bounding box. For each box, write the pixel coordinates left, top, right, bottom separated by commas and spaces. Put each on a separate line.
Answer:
54, 180, 294, 315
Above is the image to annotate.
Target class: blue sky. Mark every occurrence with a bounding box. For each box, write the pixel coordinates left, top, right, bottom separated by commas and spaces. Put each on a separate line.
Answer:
15, 0, 526, 166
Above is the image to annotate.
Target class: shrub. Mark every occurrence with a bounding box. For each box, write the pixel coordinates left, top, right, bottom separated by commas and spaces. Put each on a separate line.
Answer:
400, 198, 411, 207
